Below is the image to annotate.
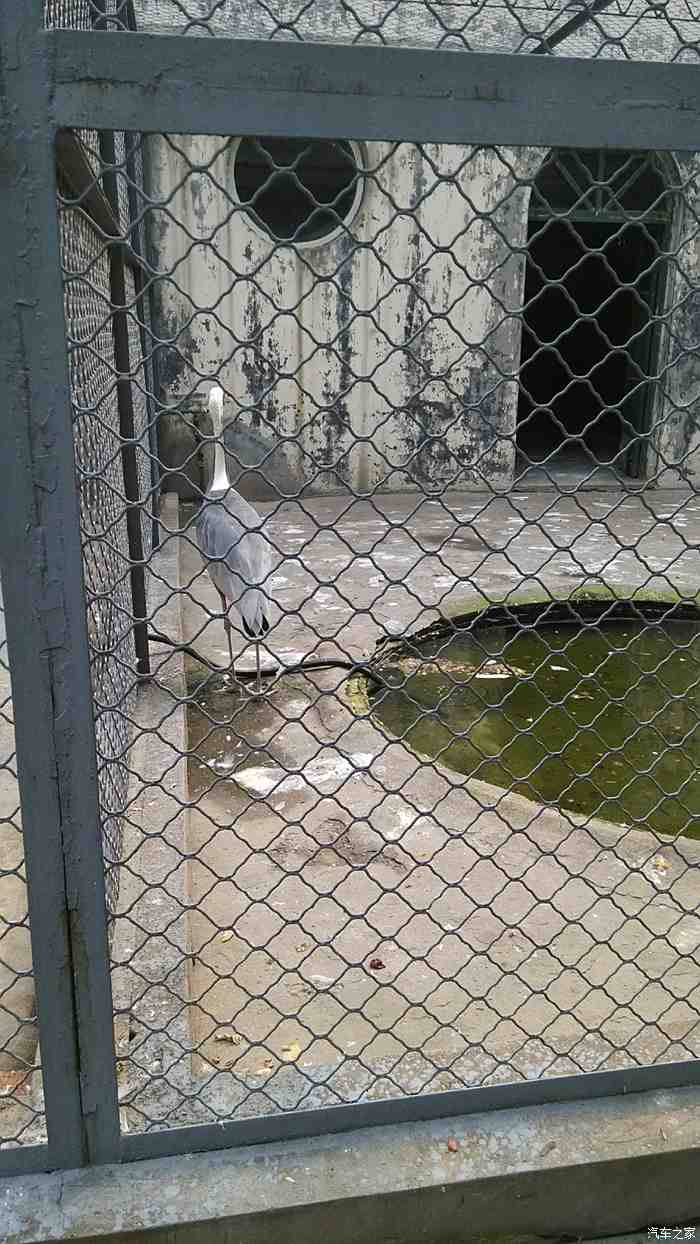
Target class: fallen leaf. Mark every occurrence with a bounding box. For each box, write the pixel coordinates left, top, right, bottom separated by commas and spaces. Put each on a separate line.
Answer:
281, 1041, 302, 1063
219, 930, 235, 943
447, 1137, 459, 1153
214, 1029, 243, 1045
369, 958, 385, 971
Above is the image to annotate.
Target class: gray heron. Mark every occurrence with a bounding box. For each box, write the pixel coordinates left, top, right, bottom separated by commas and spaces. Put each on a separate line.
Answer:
195, 385, 271, 692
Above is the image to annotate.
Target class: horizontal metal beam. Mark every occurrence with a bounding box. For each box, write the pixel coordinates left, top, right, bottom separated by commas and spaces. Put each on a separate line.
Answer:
48, 29, 700, 151
0, 1144, 53, 1178
122, 1055, 700, 1164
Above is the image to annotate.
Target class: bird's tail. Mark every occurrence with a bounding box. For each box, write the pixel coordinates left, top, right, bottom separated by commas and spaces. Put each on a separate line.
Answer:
241, 589, 270, 639
243, 615, 270, 639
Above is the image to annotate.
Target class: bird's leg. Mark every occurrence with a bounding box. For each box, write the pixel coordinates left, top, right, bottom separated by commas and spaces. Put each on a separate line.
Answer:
217, 590, 234, 673
255, 640, 262, 697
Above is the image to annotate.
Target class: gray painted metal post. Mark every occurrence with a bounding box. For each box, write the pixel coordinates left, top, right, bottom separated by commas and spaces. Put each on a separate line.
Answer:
0, 1, 121, 1169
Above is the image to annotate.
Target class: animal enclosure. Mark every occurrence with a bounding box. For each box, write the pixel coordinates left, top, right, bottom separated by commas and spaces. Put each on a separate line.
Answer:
3, 0, 700, 1204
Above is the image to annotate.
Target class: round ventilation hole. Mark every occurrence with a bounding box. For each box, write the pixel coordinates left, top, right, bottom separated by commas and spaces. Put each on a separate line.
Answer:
233, 137, 363, 246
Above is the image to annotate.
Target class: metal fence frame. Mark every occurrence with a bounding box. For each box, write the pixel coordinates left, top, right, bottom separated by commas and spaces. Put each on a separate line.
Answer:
2, 0, 700, 1177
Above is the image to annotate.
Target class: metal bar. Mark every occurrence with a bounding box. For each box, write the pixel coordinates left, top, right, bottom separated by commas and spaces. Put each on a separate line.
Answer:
99, 130, 150, 678
135, 133, 164, 555
48, 29, 700, 151
122, 1057, 700, 1165
0, 224, 86, 1171
0, 1144, 55, 1178
528, 209, 669, 223
530, 0, 616, 55
124, 132, 161, 556
119, 0, 160, 551
0, 2, 120, 1168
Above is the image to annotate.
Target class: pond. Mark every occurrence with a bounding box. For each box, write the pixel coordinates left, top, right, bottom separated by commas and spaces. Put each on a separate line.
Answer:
371, 607, 700, 838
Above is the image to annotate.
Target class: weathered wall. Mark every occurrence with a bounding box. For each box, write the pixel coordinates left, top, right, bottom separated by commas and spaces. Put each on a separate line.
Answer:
148, 134, 700, 495
139, 0, 700, 497
148, 138, 533, 496
652, 152, 700, 486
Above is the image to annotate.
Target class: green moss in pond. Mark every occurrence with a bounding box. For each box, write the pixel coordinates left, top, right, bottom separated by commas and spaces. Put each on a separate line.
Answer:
371, 615, 700, 839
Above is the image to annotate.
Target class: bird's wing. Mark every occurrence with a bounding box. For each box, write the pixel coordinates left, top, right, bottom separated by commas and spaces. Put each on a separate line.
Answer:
196, 494, 270, 590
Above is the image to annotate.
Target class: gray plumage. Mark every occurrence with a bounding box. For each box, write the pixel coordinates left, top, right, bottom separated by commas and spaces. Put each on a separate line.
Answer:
195, 387, 271, 674
195, 488, 271, 638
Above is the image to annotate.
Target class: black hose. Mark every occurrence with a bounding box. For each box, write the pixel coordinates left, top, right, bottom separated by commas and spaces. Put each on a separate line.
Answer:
147, 630, 385, 688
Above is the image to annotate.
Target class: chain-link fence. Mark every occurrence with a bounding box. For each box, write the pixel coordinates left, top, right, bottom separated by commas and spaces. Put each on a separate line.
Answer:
74, 0, 700, 61
56, 118, 700, 1140
3, 0, 700, 1180
50, 0, 158, 924
0, 587, 45, 1151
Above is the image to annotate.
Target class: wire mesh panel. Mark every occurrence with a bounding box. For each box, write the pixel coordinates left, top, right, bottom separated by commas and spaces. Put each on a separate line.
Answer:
87, 0, 700, 62
62, 126, 700, 1143
58, 188, 136, 919
0, 584, 46, 1151
58, 119, 158, 922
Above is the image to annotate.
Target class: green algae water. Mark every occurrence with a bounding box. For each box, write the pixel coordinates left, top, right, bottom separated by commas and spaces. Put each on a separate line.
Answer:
372, 617, 700, 838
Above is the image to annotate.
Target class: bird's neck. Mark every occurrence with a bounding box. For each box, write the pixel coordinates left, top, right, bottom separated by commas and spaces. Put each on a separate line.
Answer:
211, 430, 229, 494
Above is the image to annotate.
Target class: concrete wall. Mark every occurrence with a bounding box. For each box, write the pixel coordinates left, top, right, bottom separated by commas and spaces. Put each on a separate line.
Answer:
148, 139, 533, 496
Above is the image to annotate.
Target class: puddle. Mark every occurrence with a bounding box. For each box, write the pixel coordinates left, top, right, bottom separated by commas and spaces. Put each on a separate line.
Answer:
371, 616, 700, 837
186, 668, 259, 797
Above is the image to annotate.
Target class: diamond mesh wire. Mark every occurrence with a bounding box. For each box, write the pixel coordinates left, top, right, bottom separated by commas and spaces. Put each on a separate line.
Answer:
72, 127, 700, 1139
55, 80, 156, 931
58, 178, 136, 920
85, 0, 700, 63
0, 584, 46, 1150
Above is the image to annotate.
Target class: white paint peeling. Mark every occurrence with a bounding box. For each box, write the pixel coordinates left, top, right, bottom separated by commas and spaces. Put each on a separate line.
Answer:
234, 751, 375, 795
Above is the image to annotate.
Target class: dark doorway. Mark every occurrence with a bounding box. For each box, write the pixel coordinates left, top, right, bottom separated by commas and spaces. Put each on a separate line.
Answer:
517, 150, 672, 481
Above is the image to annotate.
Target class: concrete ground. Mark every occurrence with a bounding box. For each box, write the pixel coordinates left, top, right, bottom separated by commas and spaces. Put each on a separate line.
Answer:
114, 487, 700, 1133
4, 1083, 700, 1241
